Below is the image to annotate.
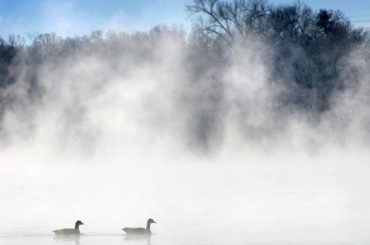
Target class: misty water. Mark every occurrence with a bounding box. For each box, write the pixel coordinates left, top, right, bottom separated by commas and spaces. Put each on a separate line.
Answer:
1, 147, 370, 245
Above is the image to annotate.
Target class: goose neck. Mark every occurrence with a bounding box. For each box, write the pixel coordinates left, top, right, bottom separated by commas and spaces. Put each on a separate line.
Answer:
146, 221, 151, 231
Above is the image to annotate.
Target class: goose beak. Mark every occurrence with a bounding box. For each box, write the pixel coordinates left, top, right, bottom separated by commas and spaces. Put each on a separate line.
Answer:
153, 221, 156, 224
81, 222, 84, 225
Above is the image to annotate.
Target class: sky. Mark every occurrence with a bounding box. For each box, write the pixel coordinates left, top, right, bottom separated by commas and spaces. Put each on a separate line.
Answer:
0, 0, 369, 38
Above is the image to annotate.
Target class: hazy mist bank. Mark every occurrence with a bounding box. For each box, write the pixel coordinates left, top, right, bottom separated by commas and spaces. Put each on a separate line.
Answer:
1, 29, 370, 154
0, 1, 369, 154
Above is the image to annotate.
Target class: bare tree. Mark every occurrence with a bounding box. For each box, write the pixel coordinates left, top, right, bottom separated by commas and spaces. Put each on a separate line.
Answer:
187, 0, 269, 43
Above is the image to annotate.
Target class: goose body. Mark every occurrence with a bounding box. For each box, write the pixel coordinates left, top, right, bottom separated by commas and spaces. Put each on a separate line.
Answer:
53, 220, 84, 235
122, 218, 156, 235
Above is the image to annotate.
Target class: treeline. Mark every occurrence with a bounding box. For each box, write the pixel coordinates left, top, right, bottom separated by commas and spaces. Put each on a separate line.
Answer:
0, 0, 369, 118
188, 0, 369, 111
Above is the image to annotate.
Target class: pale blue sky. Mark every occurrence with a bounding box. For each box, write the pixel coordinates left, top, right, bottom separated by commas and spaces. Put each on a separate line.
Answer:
0, 0, 369, 38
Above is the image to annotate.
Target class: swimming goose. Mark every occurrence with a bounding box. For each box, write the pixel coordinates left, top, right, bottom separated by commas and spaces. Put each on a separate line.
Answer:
122, 218, 156, 235
53, 220, 84, 235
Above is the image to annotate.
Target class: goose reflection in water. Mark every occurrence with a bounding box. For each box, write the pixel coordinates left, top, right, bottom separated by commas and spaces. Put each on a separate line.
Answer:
124, 232, 152, 245
53, 233, 80, 245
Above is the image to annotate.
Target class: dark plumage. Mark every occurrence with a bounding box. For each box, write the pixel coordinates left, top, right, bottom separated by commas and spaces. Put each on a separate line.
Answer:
122, 218, 156, 235
53, 220, 84, 235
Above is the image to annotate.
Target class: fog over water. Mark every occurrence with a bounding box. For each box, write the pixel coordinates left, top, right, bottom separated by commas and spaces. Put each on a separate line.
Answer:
1, 14, 370, 244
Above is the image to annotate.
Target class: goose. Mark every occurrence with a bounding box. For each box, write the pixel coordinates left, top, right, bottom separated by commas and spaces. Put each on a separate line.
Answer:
122, 218, 156, 235
53, 220, 84, 235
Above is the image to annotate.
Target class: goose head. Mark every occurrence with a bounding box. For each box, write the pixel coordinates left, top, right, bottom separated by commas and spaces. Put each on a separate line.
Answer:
75, 220, 84, 229
148, 218, 156, 224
